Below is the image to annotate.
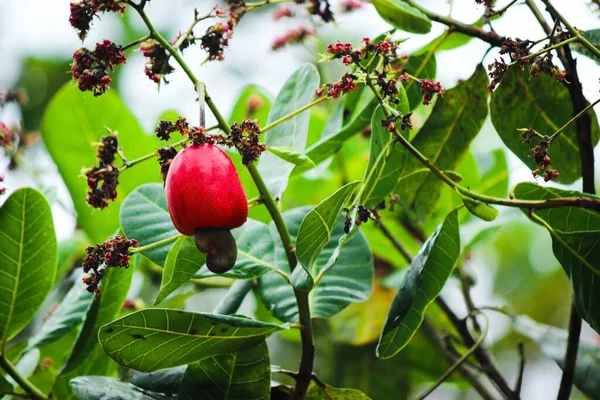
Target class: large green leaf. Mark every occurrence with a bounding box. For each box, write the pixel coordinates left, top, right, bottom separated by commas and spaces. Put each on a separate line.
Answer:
70, 376, 166, 400
491, 67, 600, 184
41, 84, 164, 242
0, 188, 57, 347
471, 149, 508, 198
228, 84, 272, 126
257, 64, 320, 199
305, 88, 377, 165
513, 183, 600, 333
99, 309, 285, 372
296, 181, 360, 273
396, 65, 488, 222
129, 367, 186, 396
404, 52, 437, 110
514, 315, 600, 399
195, 219, 281, 280
361, 106, 409, 208
53, 265, 134, 399
178, 340, 270, 400
120, 183, 178, 266
377, 209, 460, 358
259, 207, 374, 322
26, 279, 94, 352
371, 0, 431, 34
512, 183, 600, 230
155, 237, 204, 305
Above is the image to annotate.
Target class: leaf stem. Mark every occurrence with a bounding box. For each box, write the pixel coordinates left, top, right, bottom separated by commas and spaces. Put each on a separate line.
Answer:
0, 355, 47, 400
261, 96, 328, 135
510, 36, 578, 66
362, 72, 600, 213
539, 0, 600, 59
415, 313, 490, 400
130, 234, 184, 254
122, 34, 151, 51
548, 97, 600, 144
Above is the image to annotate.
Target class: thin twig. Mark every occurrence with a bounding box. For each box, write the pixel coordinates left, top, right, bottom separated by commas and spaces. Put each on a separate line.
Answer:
515, 342, 526, 395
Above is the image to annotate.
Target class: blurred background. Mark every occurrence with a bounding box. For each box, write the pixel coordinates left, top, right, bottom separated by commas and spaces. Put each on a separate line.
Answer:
1, 0, 599, 399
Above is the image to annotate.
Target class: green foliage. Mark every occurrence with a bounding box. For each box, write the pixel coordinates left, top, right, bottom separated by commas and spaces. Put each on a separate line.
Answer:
54, 265, 134, 399
0, 188, 57, 347
267, 146, 316, 169
258, 64, 320, 199
306, 89, 377, 165
460, 196, 499, 221
259, 207, 373, 322
513, 183, 600, 333
70, 376, 163, 399
371, 0, 431, 34
491, 67, 600, 184
396, 65, 489, 222
155, 237, 204, 305
41, 84, 164, 241
296, 181, 360, 275
25, 280, 94, 352
378, 210, 460, 358
178, 340, 270, 400
99, 309, 286, 372
571, 29, 600, 65
120, 183, 178, 266
306, 381, 372, 399
361, 106, 408, 208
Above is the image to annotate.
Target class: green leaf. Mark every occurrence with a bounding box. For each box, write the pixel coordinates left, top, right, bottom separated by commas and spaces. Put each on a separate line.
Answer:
177, 340, 270, 400
70, 376, 165, 400
306, 88, 377, 165
396, 65, 488, 222
371, 0, 431, 34
471, 149, 508, 198
571, 29, 600, 66
491, 67, 600, 184
513, 183, 600, 333
514, 315, 600, 399
98, 309, 286, 372
267, 146, 316, 169
297, 181, 360, 272
53, 265, 134, 400
551, 230, 600, 332
361, 106, 408, 208
377, 209, 460, 358
259, 207, 374, 322
305, 381, 372, 399
0, 374, 11, 394
229, 85, 272, 126
41, 83, 165, 242
120, 183, 178, 266
155, 237, 204, 305
194, 219, 282, 280
257, 64, 320, 199
512, 183, 600, 231
129, 367, 186, 396
26, 280, 94, 352
0, 188, 57, 347
460, 196, 498, 222
404, 52, 437, 110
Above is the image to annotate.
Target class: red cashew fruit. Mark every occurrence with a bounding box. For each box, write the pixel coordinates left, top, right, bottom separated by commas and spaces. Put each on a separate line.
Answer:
165, 144, 248, 273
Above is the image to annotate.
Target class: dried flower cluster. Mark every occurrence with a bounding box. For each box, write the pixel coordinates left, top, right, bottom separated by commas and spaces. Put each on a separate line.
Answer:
228, 120, 266, 165
157, 146, 178, 181
69, 0, 126, 40
273, 6, 294, 20
0, 122, 13, 149
83, 235, 138, 293
315, 73, 358, 99
140, 40, 175, 84
520, 129, 560, 182
420, 79, 445, 105
200, 5, 245, 61
71, 40, 126, 96
341, 0, 363, 12
344, 203, 384, 234
82, 133, 121, 208
0, 175, 5, 196
301, 0, 334, 22
381, 113, 413, 133
0, 89, 27, 108
272, 26, 316, 51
